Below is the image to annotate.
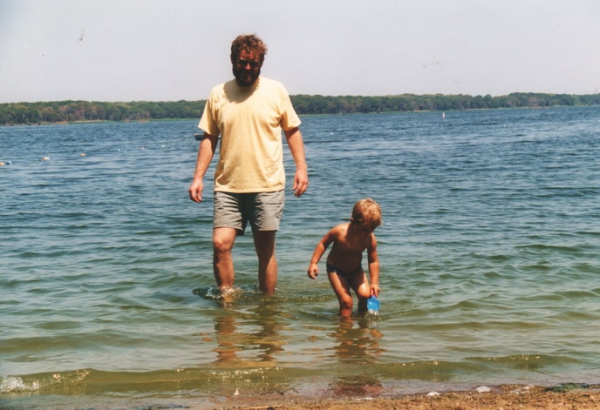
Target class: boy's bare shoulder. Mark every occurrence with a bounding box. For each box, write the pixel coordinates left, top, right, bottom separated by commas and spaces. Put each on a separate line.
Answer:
330, 223, 349, 234
369, 232, 378, 246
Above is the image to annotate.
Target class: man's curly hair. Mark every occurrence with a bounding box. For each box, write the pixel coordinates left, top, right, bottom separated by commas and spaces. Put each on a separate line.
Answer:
230, 34, 268, 63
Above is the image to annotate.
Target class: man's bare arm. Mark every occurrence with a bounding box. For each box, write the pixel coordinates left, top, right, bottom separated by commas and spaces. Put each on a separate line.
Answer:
284, 127, 308, 197
188, 133, 218, 202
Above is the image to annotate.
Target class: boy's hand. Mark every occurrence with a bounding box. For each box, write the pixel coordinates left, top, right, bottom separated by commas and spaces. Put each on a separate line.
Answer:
307, 264, 319, 279
370, 284, 380, 297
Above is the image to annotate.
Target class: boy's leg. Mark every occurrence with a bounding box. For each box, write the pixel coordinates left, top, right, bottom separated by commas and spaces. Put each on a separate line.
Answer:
253, 230, 277, 296
351, 272, 371, 314
328, 272, 354, 317
213, 227, 237, 292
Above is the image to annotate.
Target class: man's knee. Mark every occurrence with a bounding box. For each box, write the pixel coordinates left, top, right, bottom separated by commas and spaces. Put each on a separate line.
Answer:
213, 242, 230, 257
213, 229, 235, 254
253, 231, 276, 257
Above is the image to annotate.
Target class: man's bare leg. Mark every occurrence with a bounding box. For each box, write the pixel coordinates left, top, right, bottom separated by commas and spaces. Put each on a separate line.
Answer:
253, 230, 277, 296
213, 227, 237, 292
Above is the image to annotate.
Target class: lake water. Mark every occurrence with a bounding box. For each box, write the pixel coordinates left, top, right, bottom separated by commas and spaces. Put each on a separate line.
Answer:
1, 107, 600, 409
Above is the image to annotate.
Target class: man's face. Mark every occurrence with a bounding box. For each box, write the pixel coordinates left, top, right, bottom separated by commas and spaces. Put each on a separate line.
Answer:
232, 49, 262, 88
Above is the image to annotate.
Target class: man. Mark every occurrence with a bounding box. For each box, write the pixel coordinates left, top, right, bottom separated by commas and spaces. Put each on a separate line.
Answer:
188, 34, 308, 296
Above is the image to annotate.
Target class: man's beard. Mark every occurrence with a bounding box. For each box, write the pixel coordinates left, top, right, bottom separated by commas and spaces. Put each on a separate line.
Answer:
233, 66, 260, 88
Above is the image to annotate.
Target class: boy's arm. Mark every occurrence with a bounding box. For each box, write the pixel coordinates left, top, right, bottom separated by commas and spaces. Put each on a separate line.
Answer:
367, 235, 380, 296
307, 230, 335, 279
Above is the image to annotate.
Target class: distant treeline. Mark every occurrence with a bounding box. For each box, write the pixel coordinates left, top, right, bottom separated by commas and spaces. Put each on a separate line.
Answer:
2, 93, 600, 125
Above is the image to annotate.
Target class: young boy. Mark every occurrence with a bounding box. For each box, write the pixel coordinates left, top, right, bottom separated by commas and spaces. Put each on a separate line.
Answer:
307, 198, 382, 317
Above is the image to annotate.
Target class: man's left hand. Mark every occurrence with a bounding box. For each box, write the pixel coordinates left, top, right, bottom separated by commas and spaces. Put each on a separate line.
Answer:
293, 170, 308, 197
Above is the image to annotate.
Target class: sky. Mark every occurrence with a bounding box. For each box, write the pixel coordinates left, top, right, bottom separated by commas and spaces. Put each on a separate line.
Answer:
1, 0, 600, 103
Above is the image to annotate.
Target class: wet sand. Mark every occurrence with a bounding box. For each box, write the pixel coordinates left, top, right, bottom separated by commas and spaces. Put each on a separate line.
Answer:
4, 384, 598, 409
219, 385, 599, 410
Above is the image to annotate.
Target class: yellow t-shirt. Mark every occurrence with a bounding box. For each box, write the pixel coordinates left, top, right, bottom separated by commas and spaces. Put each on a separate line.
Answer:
199, 77, 301, 193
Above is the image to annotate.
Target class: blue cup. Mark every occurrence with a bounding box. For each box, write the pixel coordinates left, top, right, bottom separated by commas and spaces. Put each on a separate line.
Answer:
367, 296, 380, 313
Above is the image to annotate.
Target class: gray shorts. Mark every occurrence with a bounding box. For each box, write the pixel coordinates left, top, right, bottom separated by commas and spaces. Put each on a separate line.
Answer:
213, 190, 285, 235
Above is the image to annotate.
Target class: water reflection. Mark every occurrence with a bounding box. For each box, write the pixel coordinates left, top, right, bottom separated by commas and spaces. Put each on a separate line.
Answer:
327, 317, 385, 397
327, 375, 384, 398
212, 300, 287, 366
331, 317, 384, 364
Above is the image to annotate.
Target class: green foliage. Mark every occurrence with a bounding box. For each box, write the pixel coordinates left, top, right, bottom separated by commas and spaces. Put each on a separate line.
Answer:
291, 93, 600, 114
1, 93, 599, 125
0, 100, 205, 125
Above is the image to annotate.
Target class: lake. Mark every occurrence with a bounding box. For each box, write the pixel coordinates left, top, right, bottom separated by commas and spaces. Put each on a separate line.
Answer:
1, 106, 600, 409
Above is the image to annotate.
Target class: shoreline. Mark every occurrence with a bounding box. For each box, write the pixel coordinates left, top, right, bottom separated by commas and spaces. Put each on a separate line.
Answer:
203, 384, 599, 410
4, 384, 598, 410
233, 389, 599, 410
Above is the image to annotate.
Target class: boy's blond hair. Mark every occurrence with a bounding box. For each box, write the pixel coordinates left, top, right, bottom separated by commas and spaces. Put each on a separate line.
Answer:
351, 198, 382, 230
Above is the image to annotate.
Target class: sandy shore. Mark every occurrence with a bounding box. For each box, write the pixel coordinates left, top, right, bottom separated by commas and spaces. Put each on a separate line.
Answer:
3, 384, 598, 409
221, 385, 599, 410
